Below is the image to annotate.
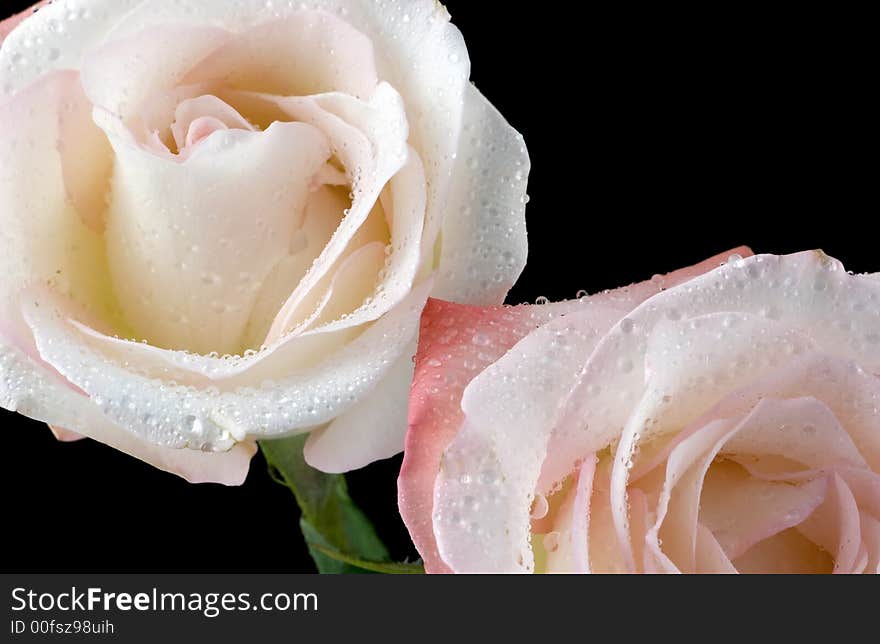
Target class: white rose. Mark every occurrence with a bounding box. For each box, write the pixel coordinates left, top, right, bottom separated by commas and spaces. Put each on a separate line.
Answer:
0, 0, 528, 483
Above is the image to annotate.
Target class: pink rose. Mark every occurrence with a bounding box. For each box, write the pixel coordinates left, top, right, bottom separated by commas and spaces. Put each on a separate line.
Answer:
399, 249, 880, 573
0, 1, 528, 482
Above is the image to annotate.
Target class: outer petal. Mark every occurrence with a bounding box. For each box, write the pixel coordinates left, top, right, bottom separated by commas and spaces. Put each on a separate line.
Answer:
0, 1, 144, 97
1, 343, 253, 484
303, 343, 416, 473
49, 425, 85, 442
0, 5, 116, 234
23, 280, 432, 450
434, 307, 623, 573
0, 71, 118, 339
399, 299, 544, 573
431, 84, 529, 304
0, 2, 50, 46
80, 24, 231, 120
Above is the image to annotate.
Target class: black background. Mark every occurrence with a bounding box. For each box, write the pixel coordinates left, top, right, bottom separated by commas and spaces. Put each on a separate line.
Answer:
1, 2, 871, 572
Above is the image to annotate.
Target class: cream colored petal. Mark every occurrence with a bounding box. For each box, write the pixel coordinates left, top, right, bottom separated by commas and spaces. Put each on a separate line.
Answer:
1, 342, 253, 484
303, 343, 416, 473
23, 281, 431, 450
97, 112, 331, 354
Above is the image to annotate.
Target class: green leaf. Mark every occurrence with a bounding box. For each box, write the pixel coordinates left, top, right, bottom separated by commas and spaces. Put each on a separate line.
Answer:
260, 434, 396, 574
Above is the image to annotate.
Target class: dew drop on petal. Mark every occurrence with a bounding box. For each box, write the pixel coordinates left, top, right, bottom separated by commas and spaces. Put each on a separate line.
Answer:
530, 493, 549, 520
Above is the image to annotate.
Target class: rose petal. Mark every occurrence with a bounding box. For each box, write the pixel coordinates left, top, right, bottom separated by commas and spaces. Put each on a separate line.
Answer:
399, 299, 536, 573
182, 11, 378, 100
722, 397, 867, 470
303, 149, 427, 337
431, 85, 529, 304
732, 528, 834, 574
647, 418, 735, 573
1, 342, 252, 484
241, 185, 350, 348
290, 241, 388, 335
81, 24, 231, 121
860, 514, 880, 574
170, 94, 254, 154
698, 461, 828, 561
587, 481, 631, 574
303, 342, 416, 473
667, 353, 880, 473
647, 395, 846, 572
22, 279, 432, 450
0, 71, 117, 335
96, 111, 331, 354
544, 455, 596, 574
265, 238, 389, 344
243, 85, 410, 343
49, 425, 85, 443
559, 252, 880, 489
0, 1, 50, 46
590, 246, 755, 311
725, 464, 880, 520
797, 473, 862, 573
434, 306, 625, 573
650, 393, 867, 569
694, 523, 737, 574
0, 0, 143, 98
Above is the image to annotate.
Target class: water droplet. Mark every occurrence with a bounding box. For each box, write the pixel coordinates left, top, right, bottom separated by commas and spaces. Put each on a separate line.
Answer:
530, 493, 549, 519
471, 332, 491, 347
727, 253, 745, 267
543, 532, 560, 553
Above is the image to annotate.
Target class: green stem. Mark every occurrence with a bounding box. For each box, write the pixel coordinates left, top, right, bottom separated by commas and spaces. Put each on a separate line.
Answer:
261, 435, 419, 574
